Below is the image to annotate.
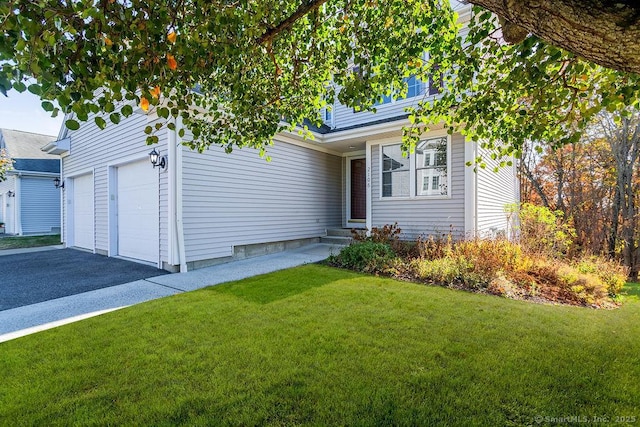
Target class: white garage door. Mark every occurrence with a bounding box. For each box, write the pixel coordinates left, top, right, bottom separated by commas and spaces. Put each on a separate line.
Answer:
117, 159, 159, 263
73, 174, 94, 250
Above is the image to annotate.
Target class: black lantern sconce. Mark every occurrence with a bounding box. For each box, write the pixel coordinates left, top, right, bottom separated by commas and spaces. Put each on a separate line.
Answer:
149, 148, 168, 171
53, 177, 65, 189
7, 190, 15, 197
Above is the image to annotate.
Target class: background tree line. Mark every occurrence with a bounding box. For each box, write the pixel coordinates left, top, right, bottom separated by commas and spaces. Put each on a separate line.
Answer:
520, 112, 639, 280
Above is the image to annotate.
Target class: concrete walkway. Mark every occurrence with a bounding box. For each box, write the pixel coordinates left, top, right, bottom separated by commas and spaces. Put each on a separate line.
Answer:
0, 243, 342, 343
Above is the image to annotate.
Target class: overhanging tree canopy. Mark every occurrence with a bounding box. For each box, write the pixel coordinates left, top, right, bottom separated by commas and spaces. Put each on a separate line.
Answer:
0, 0, 639, 161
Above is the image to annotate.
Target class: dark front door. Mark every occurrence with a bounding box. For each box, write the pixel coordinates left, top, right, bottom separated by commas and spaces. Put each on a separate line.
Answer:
350, 158, 366, 220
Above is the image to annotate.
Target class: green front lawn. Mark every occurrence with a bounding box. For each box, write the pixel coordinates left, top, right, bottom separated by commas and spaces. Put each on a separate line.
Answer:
1, 266, 639, 425
0, 234, 61, 250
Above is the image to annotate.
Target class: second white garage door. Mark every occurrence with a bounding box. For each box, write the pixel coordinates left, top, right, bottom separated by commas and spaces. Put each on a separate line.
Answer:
117, 159, 159, 263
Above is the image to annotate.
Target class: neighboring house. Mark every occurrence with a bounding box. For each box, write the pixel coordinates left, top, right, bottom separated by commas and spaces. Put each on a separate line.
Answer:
43, 4, 517, 272
0, 129, 61, 235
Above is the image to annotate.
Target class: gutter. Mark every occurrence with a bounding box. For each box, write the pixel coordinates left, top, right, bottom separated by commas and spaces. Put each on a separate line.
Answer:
174, 117, 188, 273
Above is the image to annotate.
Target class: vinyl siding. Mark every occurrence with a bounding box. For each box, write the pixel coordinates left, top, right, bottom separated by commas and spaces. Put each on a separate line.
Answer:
62, 110, 169, 262
20, 177, 61, 234
370, 133, 466, 238
332, 92, 423, 131
180, 138, 342, 262
476, 146, 519, 238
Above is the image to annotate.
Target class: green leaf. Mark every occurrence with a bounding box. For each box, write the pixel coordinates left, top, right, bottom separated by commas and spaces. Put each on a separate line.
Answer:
94, 116, 107, 130
42, 101, 55, 112
27, 84, 42, 95
13, 81, 26, 92
157, 107, 169, 119
121, 105, 133, 117
109, 113, 121, 124
65, 119, 80, 131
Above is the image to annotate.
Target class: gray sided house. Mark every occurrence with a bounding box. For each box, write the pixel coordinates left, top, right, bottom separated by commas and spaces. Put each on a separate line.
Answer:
45, 82, 518, 272
0, 129, 61, 235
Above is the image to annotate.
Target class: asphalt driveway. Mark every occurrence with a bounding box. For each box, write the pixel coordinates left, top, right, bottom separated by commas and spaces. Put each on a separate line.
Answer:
0, 249, 169, 311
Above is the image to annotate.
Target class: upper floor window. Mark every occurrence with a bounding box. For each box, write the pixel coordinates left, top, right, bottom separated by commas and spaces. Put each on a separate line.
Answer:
323, 106, 333, 126
428, 66, 443, 96
375, 75, 424, 106
380, 136, 450, 198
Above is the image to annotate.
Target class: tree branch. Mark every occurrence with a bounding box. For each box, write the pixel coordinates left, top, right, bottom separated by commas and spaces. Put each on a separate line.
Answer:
257, 0, 329, 45
470, 0, 640, 74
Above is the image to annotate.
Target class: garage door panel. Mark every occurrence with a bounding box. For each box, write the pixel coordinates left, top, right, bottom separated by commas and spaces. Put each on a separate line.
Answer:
117, 160, 158, 263
73, 174, 93, 250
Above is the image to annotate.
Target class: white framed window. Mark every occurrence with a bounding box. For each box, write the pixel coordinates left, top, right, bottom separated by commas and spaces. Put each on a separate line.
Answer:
380, 136, 450, 199
381, 144, 410, 197
416, 137, 448, 196
375, 75, 424, 106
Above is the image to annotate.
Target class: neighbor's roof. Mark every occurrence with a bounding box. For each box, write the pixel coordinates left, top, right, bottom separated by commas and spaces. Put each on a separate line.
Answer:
0, 129, 58, 160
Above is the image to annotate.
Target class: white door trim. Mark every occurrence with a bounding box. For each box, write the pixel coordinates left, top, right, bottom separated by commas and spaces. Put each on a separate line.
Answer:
346, 155, 367, 229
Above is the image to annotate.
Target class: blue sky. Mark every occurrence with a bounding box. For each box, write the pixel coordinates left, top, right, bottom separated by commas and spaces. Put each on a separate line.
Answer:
0, 90, 64, 137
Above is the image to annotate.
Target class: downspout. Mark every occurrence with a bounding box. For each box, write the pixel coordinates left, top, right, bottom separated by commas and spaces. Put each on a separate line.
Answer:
175, 117, 188, 272
59, 157, 64, 245
15, 173, 22, 235
168, 119, 178, 268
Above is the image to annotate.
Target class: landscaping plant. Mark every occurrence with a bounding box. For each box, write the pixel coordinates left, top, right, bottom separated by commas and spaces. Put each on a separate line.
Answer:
330, 219, 628, 308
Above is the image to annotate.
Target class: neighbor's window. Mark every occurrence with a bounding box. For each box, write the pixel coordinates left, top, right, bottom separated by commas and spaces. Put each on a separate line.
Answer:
416, 137, 448, 196
382, 144, 410, 197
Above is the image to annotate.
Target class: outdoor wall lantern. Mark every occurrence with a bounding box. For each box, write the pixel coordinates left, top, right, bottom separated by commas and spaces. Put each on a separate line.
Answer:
149, 148, 168, 171
53, 177, 65, 189
7, 191, 15, 197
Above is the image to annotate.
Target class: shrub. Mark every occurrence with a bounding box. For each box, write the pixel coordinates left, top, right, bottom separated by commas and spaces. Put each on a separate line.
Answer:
410, 257, 461, 285
331, 241, 396, 273
510, 203, 577, 258
452, 239, 528, 277
574, 257, 629, 297
336, 222, 627, 308
351, 223, 402, 244
352, 223, 409, 256
414, 234, 452, 260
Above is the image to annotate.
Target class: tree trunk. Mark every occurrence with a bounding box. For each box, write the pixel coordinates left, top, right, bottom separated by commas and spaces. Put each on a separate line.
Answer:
607, 116, 640, 280
470, 0, 640, 74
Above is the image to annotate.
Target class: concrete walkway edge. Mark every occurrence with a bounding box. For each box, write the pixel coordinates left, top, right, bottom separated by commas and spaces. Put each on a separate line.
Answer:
0, 245, 64, 256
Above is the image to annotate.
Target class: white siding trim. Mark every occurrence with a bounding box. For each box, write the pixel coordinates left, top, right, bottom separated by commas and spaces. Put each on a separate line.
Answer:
175, 117, 187, 272
277, 133, 342, 157
107, 166, 117, 256
464, 139, 477, 238
345, 155, 367, 228
14, 177, 22, 235
60, 160, 65, 244
365, 141, 372, 232
168, 123, 178, 267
